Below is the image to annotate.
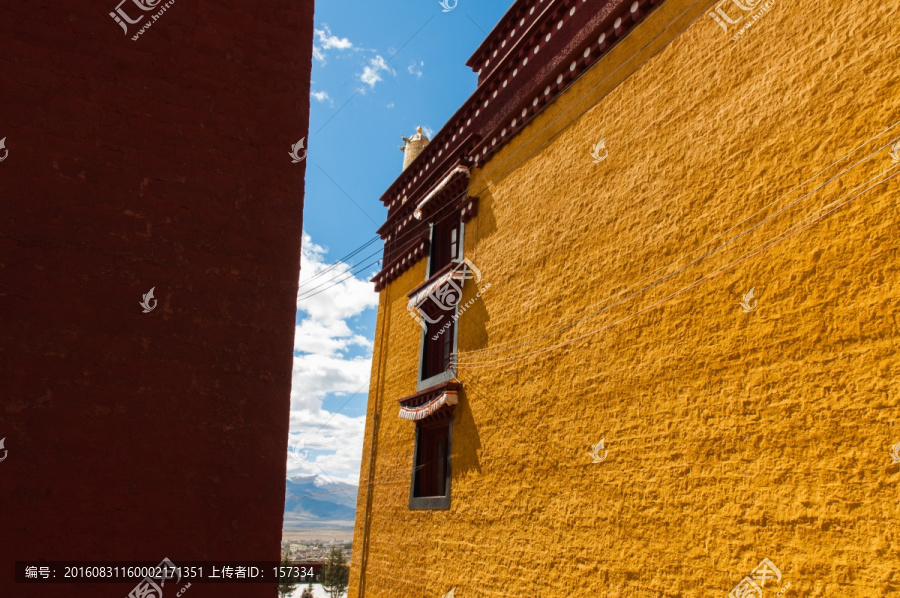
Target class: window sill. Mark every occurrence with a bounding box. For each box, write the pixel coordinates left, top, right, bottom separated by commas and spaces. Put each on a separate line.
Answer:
409, 495, 451, 510
417, 370, 456, 392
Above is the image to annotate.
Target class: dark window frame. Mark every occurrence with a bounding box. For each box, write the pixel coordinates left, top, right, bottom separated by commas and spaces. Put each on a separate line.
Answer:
428, 218, 462, 278
416, 221, 465, 391
409, 418, 452, 510
419, 300, 455, 382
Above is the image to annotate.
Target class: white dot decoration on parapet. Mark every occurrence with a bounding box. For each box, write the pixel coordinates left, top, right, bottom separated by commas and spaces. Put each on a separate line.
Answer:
558, 20, 563, 30
631, 1, 639, 12
502, 40, 506, 48
482, 147, 487, 154
534, 46, 539, 54
503, 80, 508, 88
511, 118, 516, 127
614, 17, 622, 28
570, 6, 576, 15
530, 6, 534, 14
513, 68, 518, 77
493, 90, 497, 98
467, 119, 472, 126
570, 61, 576, 71
492, 138, 496, 146
501, 129, 506, 136
523, 57, 528, 65
544, 86, 551, 95
584, 47, 591, 58
522, 108, 528, 117
546, 33, 551, 41
557, 74, 563, 84
520, 17, 525, 26
599, 33, 606, 44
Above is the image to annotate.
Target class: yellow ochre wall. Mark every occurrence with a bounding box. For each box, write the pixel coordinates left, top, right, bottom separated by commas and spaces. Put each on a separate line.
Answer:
351, 0, 900, 595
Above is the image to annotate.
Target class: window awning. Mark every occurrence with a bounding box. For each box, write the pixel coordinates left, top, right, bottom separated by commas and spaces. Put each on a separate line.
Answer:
413, 166, 470, 220
397, 380, 461, 422
399, 390, 458, 421
407, 263, 468, 312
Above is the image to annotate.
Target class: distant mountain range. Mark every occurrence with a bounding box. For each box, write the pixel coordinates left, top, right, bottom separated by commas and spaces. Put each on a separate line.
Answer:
284, 475, 358, 530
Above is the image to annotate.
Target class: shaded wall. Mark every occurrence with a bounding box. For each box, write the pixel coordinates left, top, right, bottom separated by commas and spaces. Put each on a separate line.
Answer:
0, 0, 314, 595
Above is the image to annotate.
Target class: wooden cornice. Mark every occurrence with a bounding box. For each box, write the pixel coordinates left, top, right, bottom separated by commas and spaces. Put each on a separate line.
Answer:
373, 0, 666, 288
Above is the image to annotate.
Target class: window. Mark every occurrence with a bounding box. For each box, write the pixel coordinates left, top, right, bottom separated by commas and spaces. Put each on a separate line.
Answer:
410, 417, 451, 509
417, 218, 463, 387
421, 301, 454, 381
398, 381, 458, 510
429, 218, 461, 277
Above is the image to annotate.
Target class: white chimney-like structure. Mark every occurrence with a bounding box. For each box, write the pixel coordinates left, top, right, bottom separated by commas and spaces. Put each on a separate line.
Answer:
399, 127, 430, 171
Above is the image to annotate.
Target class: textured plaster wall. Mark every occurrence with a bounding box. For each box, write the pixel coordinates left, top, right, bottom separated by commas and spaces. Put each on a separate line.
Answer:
0, 1, 314, 595
351, 0, 900, 596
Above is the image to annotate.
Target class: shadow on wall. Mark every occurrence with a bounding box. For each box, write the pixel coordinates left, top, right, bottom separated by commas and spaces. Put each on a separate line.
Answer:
452, 385, 482, 480
460, 187, 496, 354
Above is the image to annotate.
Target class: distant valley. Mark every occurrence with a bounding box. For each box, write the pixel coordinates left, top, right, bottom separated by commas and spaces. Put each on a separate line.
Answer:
283, 476, 357, 541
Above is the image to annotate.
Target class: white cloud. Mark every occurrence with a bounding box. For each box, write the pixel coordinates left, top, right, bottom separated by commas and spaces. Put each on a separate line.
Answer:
358, 55, 395, 90
311, 90, 331, 103
386, 103, 395, 109
288, 233, 380, 484
407, 60, 424, 78
295, 318, 371, 356
316, 26, 353, 50
422, 126, 435, 138
290, 353, 371, 412
313, 25, 354, 64
287, 408, 365, 487
296, 235, 379, 325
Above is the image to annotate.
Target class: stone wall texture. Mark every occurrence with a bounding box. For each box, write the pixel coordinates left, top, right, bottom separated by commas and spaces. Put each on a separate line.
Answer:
351, 0, 900, 596
0, 1, 314, 595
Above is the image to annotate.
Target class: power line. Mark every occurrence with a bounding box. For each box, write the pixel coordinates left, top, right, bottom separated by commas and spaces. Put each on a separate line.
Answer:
298, 236, 380, 290
458, 125, 900, 356
297, 248, 383, 299
456, 133, 900, 360
297, 256, 383, 302
456, 167, 900, 369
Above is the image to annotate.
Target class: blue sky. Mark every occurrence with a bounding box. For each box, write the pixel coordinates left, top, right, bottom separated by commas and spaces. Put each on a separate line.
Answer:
287, 0, 515, 485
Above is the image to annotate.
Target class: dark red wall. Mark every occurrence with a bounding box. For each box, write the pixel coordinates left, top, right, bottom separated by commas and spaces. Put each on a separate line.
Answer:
0, 0, 313, 595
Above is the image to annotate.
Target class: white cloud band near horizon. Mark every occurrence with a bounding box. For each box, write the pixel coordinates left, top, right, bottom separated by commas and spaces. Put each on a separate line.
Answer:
288, 233, 380, 485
